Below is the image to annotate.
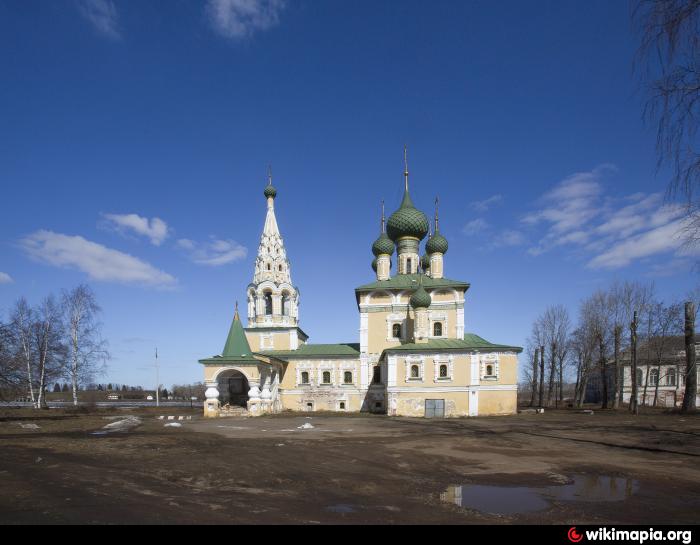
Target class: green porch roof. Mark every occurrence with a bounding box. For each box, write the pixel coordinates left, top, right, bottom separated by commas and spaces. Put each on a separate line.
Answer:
198, 306, 258, 364
382, 333, 522, 356
355, 274, 469, 293
258, 343, 360, 359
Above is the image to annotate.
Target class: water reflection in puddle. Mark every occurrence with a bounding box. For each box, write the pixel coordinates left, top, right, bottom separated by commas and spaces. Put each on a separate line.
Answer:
325, 504, 357, 513
442, 475, 640, 515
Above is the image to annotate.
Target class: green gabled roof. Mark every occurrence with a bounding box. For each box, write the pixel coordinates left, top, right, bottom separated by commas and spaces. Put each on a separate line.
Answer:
258, 343, 360, 359
382, 333, 522, 355
199, 306, 258, 364
355, 274, 469, 292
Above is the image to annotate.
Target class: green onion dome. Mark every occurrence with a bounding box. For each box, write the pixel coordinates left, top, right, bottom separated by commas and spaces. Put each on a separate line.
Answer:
371, 257, 378, 272
386, 191, 429, 242
264, 184, 277, 199
420, 253, 431, 271
426, 232, 448, 255
409, 284, 432, 309
372, 233, 394, 256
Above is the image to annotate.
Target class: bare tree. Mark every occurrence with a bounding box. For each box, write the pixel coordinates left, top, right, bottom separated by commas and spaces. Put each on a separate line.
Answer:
8, 298, 37, 403
646, 301, 684, 406
634, 0, 700, 246
33, 296, 65, 409
62, 285, 109, 406
608, 280, 656, 407
681, 301, 697, 412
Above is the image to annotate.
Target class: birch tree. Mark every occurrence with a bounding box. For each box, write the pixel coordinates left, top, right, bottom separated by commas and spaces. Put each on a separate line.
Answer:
9, 298, 37, 404
62, 285, 108, 405
32, 296, 65, 409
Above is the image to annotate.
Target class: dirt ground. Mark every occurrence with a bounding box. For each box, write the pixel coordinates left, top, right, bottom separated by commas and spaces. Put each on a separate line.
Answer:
0, 407, 698, 524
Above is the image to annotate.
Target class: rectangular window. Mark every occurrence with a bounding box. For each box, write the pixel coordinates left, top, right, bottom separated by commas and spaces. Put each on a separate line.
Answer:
322, 371, 331, 384
344, 371, 353, 384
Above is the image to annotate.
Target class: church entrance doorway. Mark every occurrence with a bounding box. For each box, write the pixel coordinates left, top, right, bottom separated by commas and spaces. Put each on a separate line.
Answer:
217, 370, 250, 408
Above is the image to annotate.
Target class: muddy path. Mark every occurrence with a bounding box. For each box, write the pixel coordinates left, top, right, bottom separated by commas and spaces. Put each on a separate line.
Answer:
0, 409, 698, 524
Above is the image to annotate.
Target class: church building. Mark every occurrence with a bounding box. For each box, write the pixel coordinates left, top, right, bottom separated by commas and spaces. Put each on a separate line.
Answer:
199, 153, 522, 418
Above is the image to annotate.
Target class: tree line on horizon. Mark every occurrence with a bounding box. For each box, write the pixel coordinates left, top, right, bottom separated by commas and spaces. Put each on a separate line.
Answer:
521, 280, 698, 413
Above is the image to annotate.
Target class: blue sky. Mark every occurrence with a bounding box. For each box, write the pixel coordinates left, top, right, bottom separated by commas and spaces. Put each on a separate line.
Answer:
0, 0, 696, 388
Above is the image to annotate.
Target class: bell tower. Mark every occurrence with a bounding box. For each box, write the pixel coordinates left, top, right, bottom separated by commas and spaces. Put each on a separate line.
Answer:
246, 168, 300, 332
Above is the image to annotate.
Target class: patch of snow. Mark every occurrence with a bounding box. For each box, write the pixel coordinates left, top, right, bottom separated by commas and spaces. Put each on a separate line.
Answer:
103, 416, 142, 431
164, 422, 182, 428
297, 423, 315, 429
18, 423, 40, 429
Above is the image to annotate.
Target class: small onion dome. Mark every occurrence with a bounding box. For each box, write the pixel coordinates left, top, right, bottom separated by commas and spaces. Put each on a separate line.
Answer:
420, 253, 430, 271
410, 284, 432, 309
372, 232, 394, 256
264, 184, 277, 199
387, 191, 429, 242
371, 257, 378, 272
426, 231, 448, 255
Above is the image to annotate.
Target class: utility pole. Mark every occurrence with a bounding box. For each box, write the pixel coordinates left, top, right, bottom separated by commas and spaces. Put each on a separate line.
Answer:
155, 347, 160, 408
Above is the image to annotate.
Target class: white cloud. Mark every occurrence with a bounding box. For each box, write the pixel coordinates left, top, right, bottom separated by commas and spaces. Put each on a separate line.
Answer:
0, 272, 13, 284
177, 237, 247, 266
587, 217, 691, 269
463, 218, 489, 235
76, 0, 120, 39
470, 194, 502, 212
522, 164, 694, 271
490, 229, 526, 248
206, 0, 286, 39
101, 213, 169, 246
20, 230, 176, 288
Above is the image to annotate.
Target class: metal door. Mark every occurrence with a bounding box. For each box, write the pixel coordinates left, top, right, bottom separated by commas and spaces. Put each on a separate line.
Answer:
425, 399, 445, 418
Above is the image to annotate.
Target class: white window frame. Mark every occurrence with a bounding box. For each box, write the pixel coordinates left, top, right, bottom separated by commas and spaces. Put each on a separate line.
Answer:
433, 355, 454, 382
405, 356, 425, 382
480, 354, 499, 380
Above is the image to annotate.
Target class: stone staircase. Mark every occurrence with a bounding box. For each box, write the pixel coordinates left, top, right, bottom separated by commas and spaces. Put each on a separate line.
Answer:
219, 404, 249, 417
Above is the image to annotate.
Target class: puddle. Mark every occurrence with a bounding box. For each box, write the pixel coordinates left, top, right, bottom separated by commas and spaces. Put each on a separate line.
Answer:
442, 475, 640, 515
325, 504, 357, 513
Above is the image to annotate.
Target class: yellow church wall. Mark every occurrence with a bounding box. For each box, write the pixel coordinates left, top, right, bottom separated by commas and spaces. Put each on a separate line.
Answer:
478, 390, 517, 415
395, 354, 471, 387
477, 353, 518, 386
430, 289, 458, 302
392, 391, 470, 417
280, 391, 364, 412
277, 358, 361, 389
244, 330, 292, 352
367, 311, 408, 354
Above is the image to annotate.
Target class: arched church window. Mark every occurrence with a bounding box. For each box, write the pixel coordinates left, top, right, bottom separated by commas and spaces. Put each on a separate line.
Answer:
267, 263, 271, 271
667, 368, 676, 386
433, 322, 443, 337
410, 365, 420, 378
392, 324, 402, 339
264, 292, 273, 315
278, 265, 283, 272
322, 371, 331, 384
301, 371, 309, 384
439, 364, 448, 378
486, 364, 494, 376
406, 258, 412, 273
344, 371, 353, 384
